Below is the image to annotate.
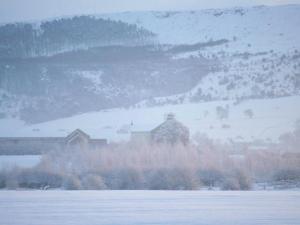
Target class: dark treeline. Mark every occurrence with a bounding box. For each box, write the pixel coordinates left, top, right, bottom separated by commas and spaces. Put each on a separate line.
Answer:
0, 16, 155, 58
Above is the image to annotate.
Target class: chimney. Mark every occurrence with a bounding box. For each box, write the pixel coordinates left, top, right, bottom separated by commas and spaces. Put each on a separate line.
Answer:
165, 113, 175, 121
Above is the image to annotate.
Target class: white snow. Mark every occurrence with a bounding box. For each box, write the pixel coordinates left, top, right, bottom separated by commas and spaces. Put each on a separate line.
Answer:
99, 5, 300, 52
0, 95, 299, 143
200, 50, 299, 97
0, 191, 299, 225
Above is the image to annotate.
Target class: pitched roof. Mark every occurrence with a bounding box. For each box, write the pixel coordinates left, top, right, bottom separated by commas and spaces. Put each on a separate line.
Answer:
151, 114, 188, 134
66, 129, 90, 142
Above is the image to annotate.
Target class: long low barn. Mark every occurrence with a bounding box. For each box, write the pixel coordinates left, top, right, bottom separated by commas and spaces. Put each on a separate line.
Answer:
0, 129, 107, 155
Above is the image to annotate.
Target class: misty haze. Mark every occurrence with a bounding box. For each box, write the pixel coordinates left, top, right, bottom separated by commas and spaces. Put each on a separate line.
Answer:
0, 1, 300, 225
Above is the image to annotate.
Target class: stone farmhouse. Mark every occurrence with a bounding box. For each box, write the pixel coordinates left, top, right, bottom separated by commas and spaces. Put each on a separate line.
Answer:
131, 113, 189, 145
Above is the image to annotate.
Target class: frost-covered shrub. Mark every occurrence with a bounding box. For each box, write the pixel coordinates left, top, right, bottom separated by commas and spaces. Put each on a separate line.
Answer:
5, 130, 300, 190
62, 175, 82, 190
1, 167, 20, 190
273, 169, 300, 182
222, 170, 252, 190
17, 169, 63, 189
198, 169, 224, 187
80, 174, 107, 190
6, 178, 18, 189
102, 169, 144, 190
222, 178, 240, 190
235, 170, 252, 190
0, 172, 5, 189
146, 168, 199, 190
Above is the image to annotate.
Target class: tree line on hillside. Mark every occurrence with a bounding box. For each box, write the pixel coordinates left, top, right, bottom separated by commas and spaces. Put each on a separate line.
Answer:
0, 16, 155, 58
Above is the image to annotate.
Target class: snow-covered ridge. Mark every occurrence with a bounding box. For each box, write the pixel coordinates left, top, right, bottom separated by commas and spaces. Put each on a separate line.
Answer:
3, 4, 299, 52
98, 4, 300, 52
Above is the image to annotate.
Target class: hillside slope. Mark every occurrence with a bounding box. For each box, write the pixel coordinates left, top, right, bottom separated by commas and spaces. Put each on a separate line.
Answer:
0, 4, 299, 124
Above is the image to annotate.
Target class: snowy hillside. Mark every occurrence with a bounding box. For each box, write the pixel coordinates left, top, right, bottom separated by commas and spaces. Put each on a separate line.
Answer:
105, 4, 300, 105
0, 4, 299, 135
141, 49, 300, 105
101, 5, 300, 51
1, 95, 299, 143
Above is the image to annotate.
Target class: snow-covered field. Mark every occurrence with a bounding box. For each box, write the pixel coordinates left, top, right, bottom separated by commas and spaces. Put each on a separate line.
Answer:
0, 95, 299, 143
0, 191, 299, 225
